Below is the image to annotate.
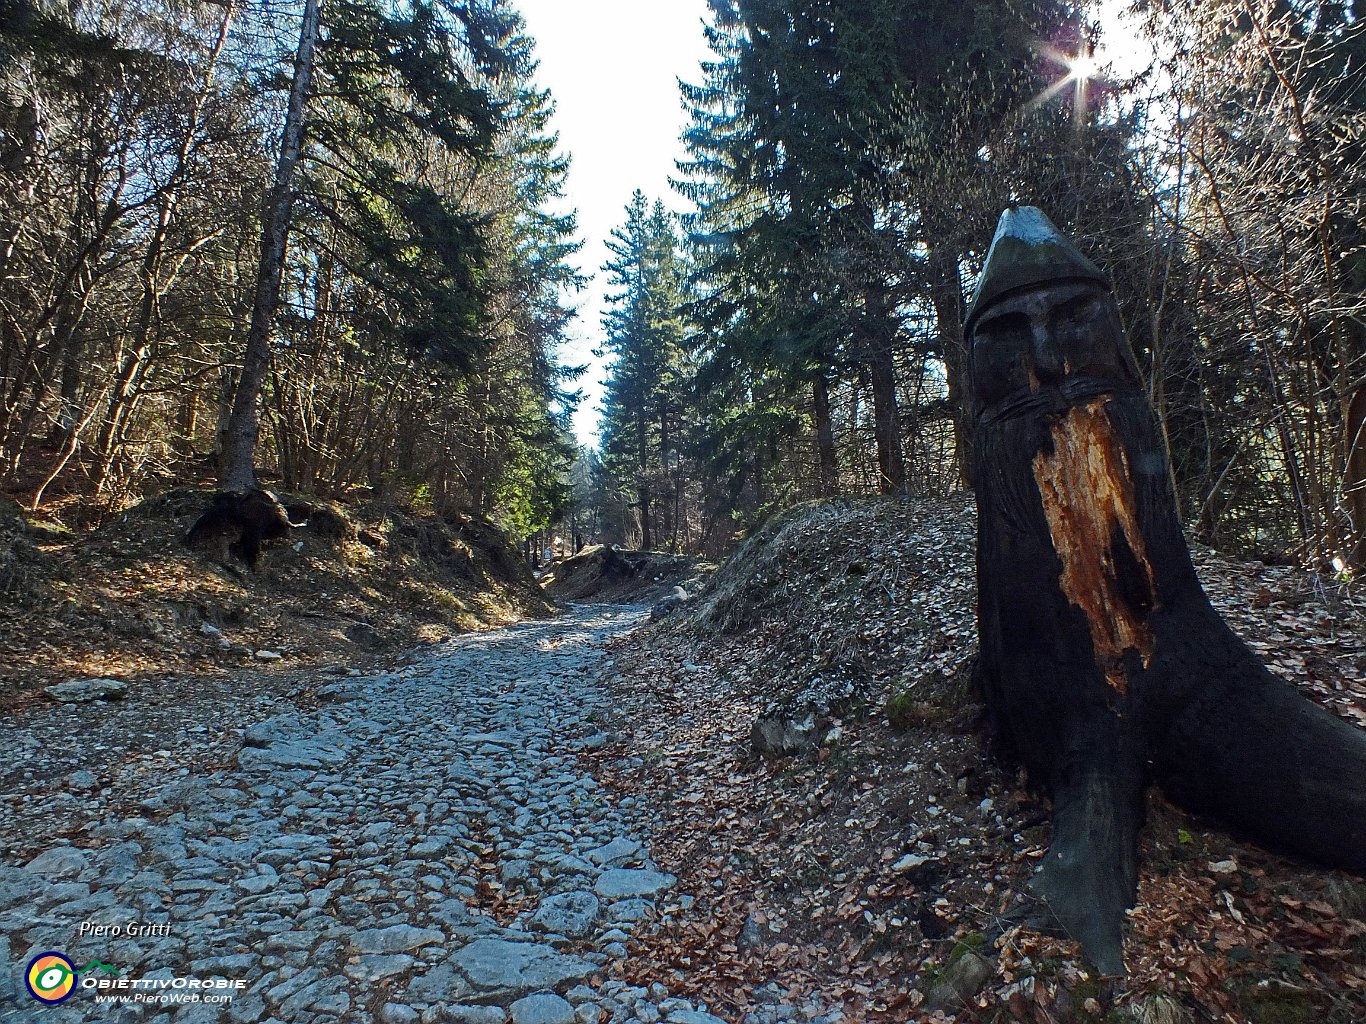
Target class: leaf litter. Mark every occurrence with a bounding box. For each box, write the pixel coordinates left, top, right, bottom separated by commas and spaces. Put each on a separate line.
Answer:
589, 496, 1366, 1023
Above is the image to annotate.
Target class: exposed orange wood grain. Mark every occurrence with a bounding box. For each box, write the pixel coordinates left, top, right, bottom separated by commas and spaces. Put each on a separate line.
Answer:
1033, 399, 1158, 693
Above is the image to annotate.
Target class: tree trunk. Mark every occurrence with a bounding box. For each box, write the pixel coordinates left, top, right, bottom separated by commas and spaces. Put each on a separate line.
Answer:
812, 372, 838, 496
218, 0, 320, 492
175, 390, 199, 456
49, 334, 82, 451
863, 282, 905, 495
637, 400, 652, 550
971, 213, 1366, 976
867, 347, 904, 494
659, 406, 672, 548
638, 482, 652, 551
926, 243, 971, 490
1344, 382, 1366, 567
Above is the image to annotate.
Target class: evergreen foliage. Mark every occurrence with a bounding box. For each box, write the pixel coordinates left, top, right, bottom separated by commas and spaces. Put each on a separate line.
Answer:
659, 0, 1145, 542
1, 0, 1361, 567
0, 0, 580, 546
597, 193, 694, 551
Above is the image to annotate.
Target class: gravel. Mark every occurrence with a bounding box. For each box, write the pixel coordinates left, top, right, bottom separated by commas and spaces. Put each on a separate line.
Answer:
0, 605, 841, 1024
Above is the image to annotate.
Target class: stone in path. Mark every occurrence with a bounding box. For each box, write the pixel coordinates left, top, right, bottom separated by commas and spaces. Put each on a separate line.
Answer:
44, 677, 127, 702
511, 992, 577, 1024
531, 890, 600, 938
351, 924, 444, 954
595, 868, 677, 899
586, 837, 643, 867
448, 938, 595, 1000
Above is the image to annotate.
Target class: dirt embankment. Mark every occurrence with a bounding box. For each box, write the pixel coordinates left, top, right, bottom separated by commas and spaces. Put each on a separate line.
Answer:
540, 543, 713, 604
687, 495, 979, 715
599, 495, 1366, 1023
0, 487, 552, 711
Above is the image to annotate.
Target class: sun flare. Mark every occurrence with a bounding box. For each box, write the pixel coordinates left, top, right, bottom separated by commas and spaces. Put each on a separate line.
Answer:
1065, 49, 1103, 83
1024, 2, 1154, 119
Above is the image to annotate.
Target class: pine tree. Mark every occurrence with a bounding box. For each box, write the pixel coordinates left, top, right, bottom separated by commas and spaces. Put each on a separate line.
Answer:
599, 194, 693, 550
218, 0, 521, 492
679, 0, 911, 497
677, 0, 1145, 506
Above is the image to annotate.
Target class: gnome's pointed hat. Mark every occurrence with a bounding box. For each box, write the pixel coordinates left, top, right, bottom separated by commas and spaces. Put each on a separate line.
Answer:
964, 206, 1109, 335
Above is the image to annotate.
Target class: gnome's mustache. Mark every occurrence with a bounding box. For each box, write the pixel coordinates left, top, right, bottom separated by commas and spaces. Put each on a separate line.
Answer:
976, 375, 1134, 427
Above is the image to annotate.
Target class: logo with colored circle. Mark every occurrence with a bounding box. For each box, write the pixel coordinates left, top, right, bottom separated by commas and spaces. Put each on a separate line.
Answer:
26, 952, 77, 1004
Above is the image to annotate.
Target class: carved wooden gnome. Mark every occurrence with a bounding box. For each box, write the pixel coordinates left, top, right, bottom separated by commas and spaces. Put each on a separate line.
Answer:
966, 206, 1366, 974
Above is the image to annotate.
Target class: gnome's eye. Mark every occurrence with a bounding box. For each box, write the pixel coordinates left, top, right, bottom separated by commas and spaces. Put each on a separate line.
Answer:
972, 312, 1033, 402
975, 311, 1031, 349
1050, 294, 1098, 330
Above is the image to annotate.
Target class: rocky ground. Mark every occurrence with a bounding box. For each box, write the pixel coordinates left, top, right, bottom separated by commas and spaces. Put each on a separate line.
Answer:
1, 605, 825, 1024
4, 493, 1365, 1024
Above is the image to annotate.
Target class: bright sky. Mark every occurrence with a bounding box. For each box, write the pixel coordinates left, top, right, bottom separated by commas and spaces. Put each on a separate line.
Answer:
1093, 1, 1153, 79
515, 0, 713, 447
516, 1, 1149, 448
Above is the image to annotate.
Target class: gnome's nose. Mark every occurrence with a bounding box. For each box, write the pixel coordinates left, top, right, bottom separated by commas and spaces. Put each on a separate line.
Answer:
1031, 320, 1066, 384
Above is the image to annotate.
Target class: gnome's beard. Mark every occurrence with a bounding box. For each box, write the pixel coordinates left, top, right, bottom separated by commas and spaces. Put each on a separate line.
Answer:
973, 381, 1209, 747
974, 385, 1164, 533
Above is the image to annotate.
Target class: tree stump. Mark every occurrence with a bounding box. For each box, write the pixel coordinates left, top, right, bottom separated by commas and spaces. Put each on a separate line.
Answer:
966, 207, 1366, 973
186, 488, 304, 569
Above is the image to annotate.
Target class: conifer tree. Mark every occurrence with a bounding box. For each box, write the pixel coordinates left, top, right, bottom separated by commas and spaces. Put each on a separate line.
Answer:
679, 0, 910, 497
599, 194, 692, 549
677, 0, 1145, 505
219, 0, 521, 492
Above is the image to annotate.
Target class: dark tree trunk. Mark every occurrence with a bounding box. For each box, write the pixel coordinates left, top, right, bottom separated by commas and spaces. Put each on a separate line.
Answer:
659, 407, 672, 548
175, 390, 199, 456
868, 346, 904, 494
863, 282, 905, 495
812, 372, 838, 497
636, 388, 652, 550
970, 208, 1366, 976
926, 243, 971, 490
218, 0, 320, 492
1344, 383, 1366, 567
50, 334, 82, 450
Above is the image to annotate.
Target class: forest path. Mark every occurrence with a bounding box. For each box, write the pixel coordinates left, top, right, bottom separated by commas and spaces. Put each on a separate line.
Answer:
1, 605, 724, 1024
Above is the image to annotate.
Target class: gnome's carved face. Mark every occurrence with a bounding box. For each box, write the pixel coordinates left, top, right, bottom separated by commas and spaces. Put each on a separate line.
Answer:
969, 281, 1139, 416
964, 206, 1143, 423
